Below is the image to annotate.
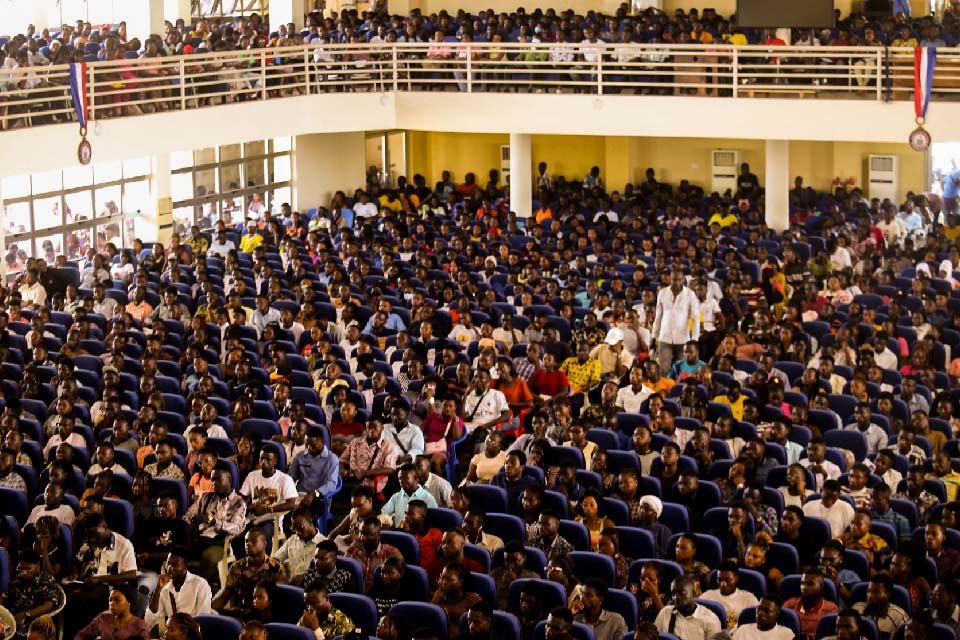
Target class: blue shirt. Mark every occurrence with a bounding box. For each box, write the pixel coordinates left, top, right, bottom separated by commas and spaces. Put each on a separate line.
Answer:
381, 485, 438, 526
870, 507, 912, 542
363, 312, 407, 335
289, 446, 340, 496
945, 171, 960, 199
669, 358, 706, 381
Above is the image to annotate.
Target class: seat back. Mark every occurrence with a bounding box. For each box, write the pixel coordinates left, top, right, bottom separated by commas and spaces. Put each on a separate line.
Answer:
329, 592, 379, 633
389, 602, 449, 639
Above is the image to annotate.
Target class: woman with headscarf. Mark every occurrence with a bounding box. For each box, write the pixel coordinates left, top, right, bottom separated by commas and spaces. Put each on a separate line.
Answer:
636, 495, 672, 559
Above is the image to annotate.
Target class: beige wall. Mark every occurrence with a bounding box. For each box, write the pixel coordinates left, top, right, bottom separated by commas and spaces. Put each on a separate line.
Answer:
405, 131, 925, 199
294, 132, 367, 209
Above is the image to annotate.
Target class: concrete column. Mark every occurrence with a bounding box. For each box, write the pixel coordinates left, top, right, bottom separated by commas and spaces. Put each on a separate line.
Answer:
124, 0, 165, 39
294, 132, 365, 211
136, 154, 173, 244
509, 132, 532, 220
270, 0, 309, 27
164, 0, 193, 24
765, 139, 790, 232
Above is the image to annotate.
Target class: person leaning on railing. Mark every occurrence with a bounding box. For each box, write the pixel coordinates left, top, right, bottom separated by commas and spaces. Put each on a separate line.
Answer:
425, 30, 453, 89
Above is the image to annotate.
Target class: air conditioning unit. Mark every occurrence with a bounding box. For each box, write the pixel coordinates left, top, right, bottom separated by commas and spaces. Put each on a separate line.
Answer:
500, 145, 511, 183
867, 154, 899, 202
711, 149, 740, 195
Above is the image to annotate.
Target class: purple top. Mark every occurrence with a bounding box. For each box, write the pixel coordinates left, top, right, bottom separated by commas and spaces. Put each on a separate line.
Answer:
76, 613, 150, 640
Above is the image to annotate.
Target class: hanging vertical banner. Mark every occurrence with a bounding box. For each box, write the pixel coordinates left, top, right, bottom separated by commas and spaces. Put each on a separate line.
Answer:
909, 47, 936, 152
68, 62, 92, 164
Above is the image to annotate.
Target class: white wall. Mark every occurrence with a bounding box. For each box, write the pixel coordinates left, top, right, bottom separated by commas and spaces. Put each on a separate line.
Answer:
0, 91, 943, 178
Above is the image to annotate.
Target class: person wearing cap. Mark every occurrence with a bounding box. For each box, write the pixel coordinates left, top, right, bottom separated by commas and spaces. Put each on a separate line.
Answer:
240, 220, 264, 253
4, 547, 63, 631
589, 327, 632, 382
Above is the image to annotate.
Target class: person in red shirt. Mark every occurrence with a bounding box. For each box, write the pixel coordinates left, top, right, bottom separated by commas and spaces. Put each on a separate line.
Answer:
400, 499, 444, 582
429, 528, 485, 589
528, 353, 570, 408
782, 571, 840, 638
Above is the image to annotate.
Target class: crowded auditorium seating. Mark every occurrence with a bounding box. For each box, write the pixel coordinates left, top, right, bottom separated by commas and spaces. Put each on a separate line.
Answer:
2, 5, 960, 128
5, 4, 960, 640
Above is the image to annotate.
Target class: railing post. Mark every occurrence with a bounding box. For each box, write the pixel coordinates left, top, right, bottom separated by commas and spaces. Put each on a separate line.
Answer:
179, 58, 186, 110
261, 50, 268, 100
597, 53, 603, 95
88, 64, 96, 121
304, 47, 312, 94
875, 48, 882, 102
466, 45, 472, 93
732, 47, 738, 98
392, 46, 398, 92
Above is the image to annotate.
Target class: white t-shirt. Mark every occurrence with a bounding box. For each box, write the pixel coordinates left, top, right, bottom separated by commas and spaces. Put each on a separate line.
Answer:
732, 623, 795, 640
462, 388, 509, 433
803, 498, 855, 537
240, 469, 298, 506
27, 504, 75, 526
700, 589, 759, 629
617, 384, 653, 414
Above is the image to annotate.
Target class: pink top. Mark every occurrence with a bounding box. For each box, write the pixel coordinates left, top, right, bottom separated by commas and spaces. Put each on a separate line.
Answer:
77, 613, 150, 640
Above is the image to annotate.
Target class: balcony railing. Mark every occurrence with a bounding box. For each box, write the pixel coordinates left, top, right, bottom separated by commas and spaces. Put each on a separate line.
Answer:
0, 42, 949, 129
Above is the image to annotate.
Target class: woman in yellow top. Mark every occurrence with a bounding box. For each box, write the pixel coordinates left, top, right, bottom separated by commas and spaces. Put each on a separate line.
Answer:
575, 489, 616, 551
466, 431, 508, 484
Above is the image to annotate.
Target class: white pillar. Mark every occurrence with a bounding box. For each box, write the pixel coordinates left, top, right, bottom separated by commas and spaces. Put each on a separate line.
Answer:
270, 0, 309, 27
124, 0, 165, 38
765, 139, 790, 232
137, 154, 172, 244
294, 132, 365, 211
509, 133, 532, 220
164, 0, 192, 24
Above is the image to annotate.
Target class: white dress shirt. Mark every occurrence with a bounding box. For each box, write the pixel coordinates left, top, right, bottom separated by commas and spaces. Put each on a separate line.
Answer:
652, 286, 701, 345
799, 458, 842, 492
273, 530, 326, 578
617, 384, 653, 414
382, 423, 425, 461
144, 571, 213, 630
654, 604, 721, 640
733, 623, 795, 640
843, 423, 889, 456
423, 472, 453, 508
803, 499, 856, 537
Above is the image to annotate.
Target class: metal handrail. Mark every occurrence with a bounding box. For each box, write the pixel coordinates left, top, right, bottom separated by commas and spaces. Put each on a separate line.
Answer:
0, 43, 944, 129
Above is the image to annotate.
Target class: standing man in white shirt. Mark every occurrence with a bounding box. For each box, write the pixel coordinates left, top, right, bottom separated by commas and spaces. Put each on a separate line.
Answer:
652, 269, 701, 373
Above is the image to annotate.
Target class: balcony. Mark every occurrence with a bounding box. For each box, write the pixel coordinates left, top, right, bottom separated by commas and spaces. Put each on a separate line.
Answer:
0, 42, 956, 174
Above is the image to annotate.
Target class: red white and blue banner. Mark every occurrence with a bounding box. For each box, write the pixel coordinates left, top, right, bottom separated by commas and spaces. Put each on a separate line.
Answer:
914, 46, 937, 122
68, 62, 88, 130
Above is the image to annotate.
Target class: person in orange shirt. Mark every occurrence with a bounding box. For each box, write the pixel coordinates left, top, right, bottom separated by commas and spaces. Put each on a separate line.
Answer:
491, 357, 534, 434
